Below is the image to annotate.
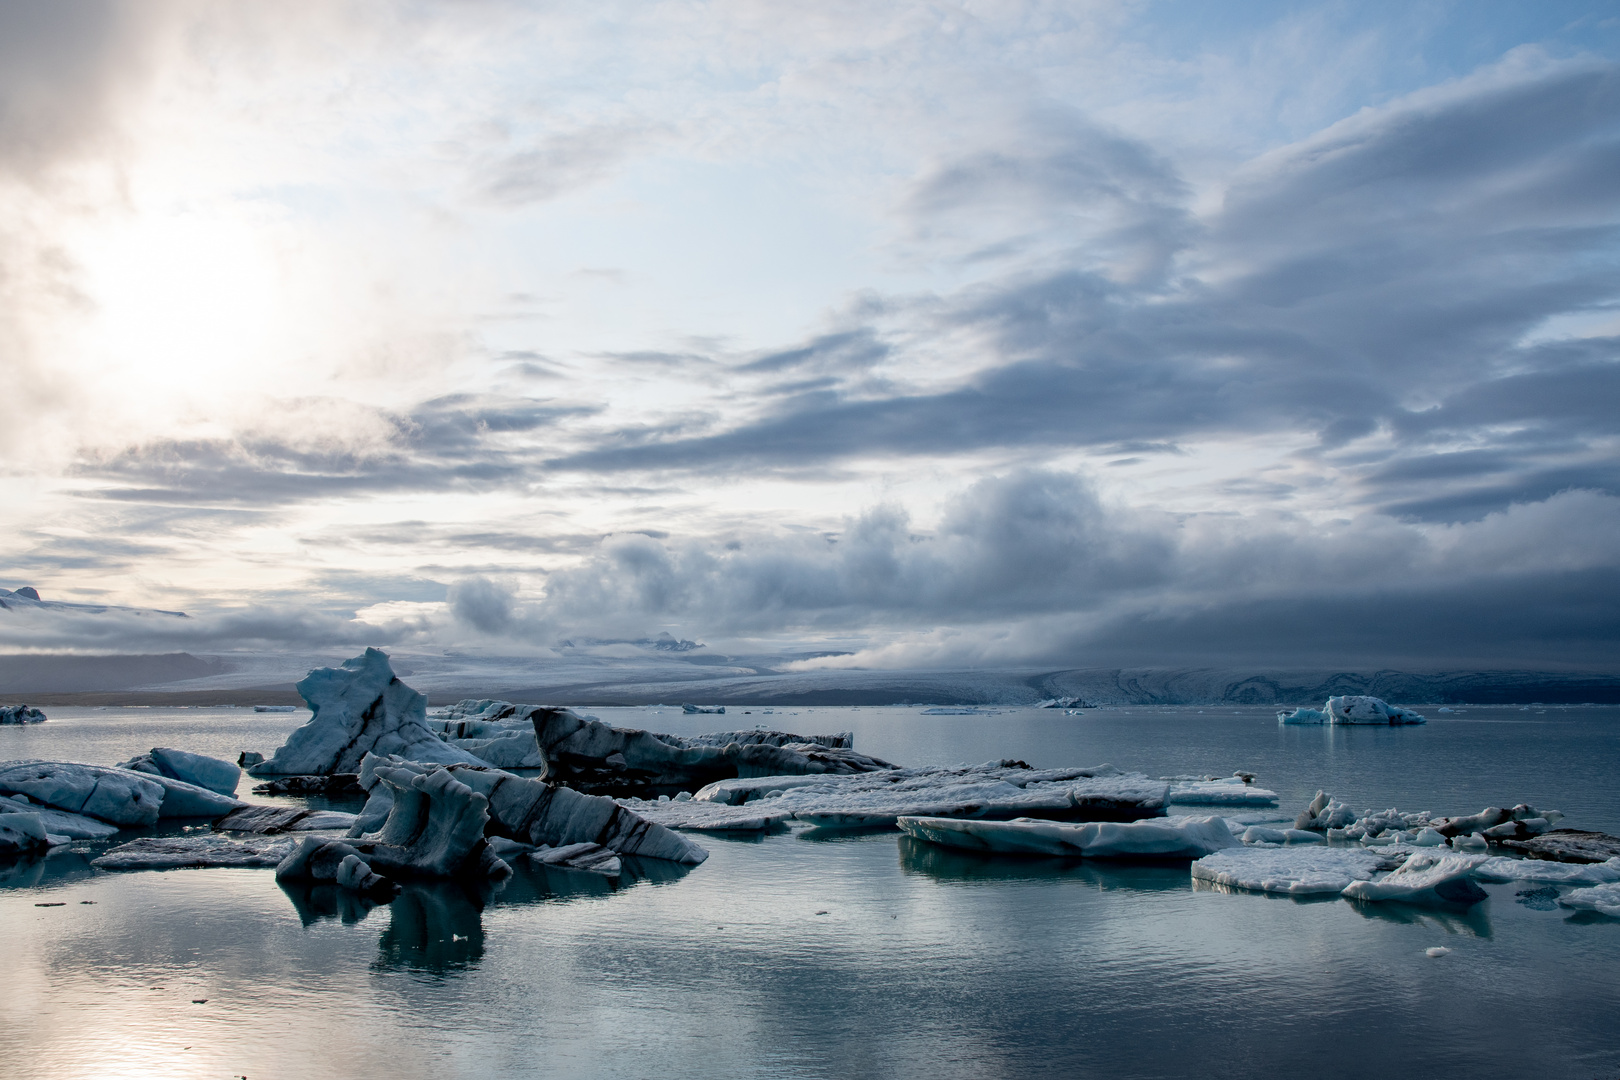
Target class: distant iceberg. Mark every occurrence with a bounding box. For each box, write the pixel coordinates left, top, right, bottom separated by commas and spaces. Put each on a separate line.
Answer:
1278, 696, 1424, 725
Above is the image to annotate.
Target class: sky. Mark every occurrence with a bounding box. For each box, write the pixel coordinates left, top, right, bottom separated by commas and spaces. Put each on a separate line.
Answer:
1, 0, 1618, 670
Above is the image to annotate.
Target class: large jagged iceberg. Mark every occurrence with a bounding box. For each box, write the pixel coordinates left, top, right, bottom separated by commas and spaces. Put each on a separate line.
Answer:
350, 754, 709, 865
622, 762, 1169, 831
897, 814, 1238, 859
251, 649, 488, 775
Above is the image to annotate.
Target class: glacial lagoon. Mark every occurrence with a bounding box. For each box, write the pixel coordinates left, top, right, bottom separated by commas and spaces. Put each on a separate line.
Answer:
4, 704, 1619, 1079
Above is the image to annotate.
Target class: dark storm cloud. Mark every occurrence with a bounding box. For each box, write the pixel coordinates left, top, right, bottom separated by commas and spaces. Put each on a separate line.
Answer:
544, 62, 1620, 526
73, 395, 592, 505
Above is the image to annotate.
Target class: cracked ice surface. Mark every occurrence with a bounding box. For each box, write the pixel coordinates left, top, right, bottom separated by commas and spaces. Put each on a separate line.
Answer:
1474, 856, 1620, 885
92, 835, 297, 870
897, 814, 1239, 859
1192, 846, 1397, 895
625, 763, 1169, 831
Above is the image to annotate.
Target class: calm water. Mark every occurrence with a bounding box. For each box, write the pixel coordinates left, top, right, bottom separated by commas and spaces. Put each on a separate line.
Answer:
3, 704, 1619, 1079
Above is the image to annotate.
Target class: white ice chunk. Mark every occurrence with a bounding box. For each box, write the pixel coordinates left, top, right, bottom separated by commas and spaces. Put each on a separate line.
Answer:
1558, 882, 1620, 917
1192, 846, 1394, 895
1474, 856, 1620, 884
898, 814, 1238, 859
1341, 851, 1488, 905
1278, 707, 1327, 724
0, 812, 53, 854
1240, 826, 1325, 845
1426, 947, 1451, 957
1168, 778, 1279, 807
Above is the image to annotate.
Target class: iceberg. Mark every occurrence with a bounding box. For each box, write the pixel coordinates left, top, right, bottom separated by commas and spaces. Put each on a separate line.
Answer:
0, 761, 167, 826
681, 703, 725, 714
1474, 856, 1620, 884
1, 794, 119, 839
0, 705, 46, 725
349, 765, 508, 880
116, 747, 241, 797
1277, 707, 1327, 724
250, 649, 488, 776
1501, 829, 1620, 864
92, 835, 297, 870
250, 775, 364, 796
896, 814, 1238, 859
1341, 851, 1488, 905
1191, 846, 1396, 895
1323, 695, 1425, 725
1239, 826, 1325, 845
349, 754, 709, 865
1558, 882, 1620, 918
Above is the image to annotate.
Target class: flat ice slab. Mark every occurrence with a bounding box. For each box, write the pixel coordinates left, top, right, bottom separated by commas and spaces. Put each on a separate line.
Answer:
898, 814, 1238, 859
631, 763, 1169, 831
92, 835, 297, 870
1558, 882, 1620, 917
1192, 846, 1395, 895
1474, 856, 1620, 885
1341, 851, 1488, 905
1167, 778, 1279, 807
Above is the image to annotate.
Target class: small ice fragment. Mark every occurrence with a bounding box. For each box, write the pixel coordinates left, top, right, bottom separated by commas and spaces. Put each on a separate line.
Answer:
1425, 947, 1451, 958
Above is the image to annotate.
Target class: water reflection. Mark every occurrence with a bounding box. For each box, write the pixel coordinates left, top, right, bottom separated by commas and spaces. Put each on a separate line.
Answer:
374, 880, 491, 973
280, 880, 388, 926
896, 834, 1191, 893
0, 847, 100, 889
1344, 896, 1493, 937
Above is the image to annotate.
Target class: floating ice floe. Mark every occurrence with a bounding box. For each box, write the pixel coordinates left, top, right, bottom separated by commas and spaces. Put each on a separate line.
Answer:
0, 760, 240, 825
530, 708, 884, 794
1239, 826, 1325, 845
1290, 790, 1563, 849
116, 747, 241, 797
1278, 697, 1424, 725
1473, 856, 1620, 884
530, 842, 622, 876
250, 775, 363, 796
0, 705, 46, 725
1502, 829, 1620, 864
1558, 882, 1620, 918
254, 705, 298, 713
93, 835, 297, 870
896, 814, 1238, 859
623, 762, 1169, 831
682, 703, 725, 714
1166, 776, 1279, 807
250, 648, 488, 776
920, 707, 992, 715
216, 805, 359, 834
1191, 846, 1397, 895
1341, 851, 1488, 905
1, 793, 119, 839
351, 754, 709, 865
